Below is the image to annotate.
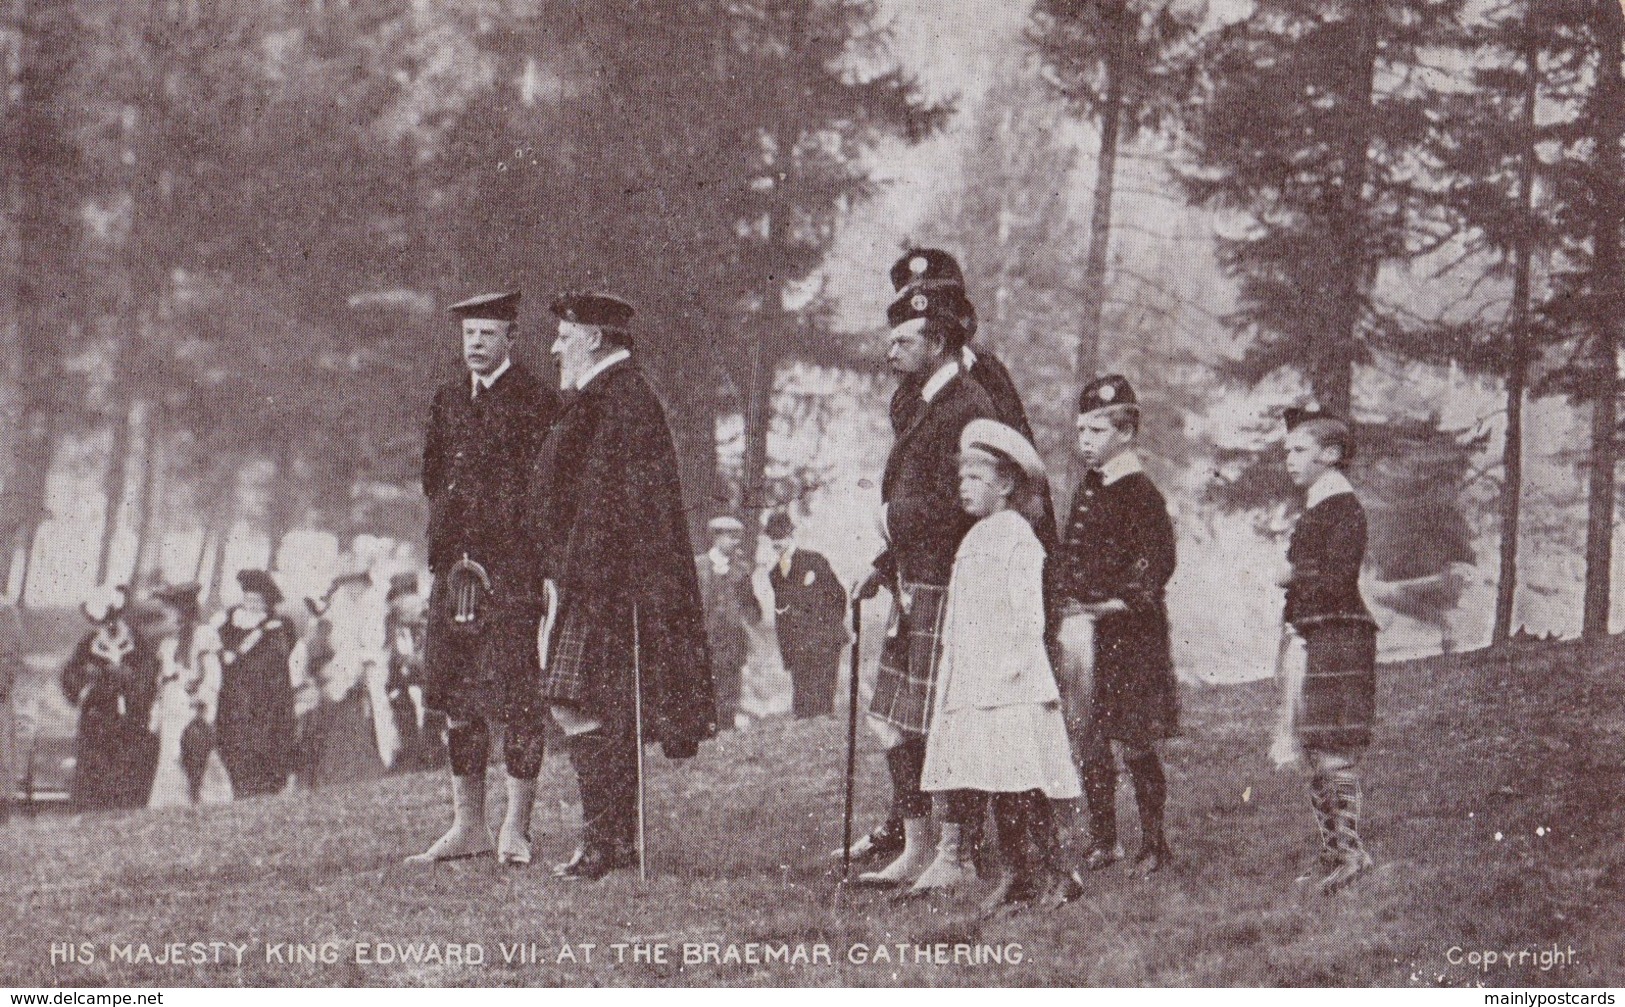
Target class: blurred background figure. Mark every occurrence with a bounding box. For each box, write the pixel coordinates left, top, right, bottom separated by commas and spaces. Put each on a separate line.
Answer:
289, 569, 392, 788
383, 572, 441, 771
763, 511, 848, 719
214, 570, 298, 798
0, 597, 22, 822
58, 587, 160, 810
146, 583, 232, 808
695, 515, 762, 731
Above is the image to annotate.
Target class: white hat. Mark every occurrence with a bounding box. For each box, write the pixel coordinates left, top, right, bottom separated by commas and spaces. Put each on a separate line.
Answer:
707, 515, 745, 534
960, 419, 1046, 481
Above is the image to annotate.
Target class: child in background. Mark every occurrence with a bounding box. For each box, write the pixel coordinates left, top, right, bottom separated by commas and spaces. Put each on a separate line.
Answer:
916, 419, 1082, 913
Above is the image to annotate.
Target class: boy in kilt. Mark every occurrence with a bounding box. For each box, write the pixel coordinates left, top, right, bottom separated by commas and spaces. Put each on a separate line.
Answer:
851, 282, 996, 886
1057, 375, 1179, 879
1274, 409, 1378, 893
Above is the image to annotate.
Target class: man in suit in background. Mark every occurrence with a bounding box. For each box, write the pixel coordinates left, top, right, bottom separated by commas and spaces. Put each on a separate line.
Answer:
764, 511, 847, 719
695, 516, 761, 731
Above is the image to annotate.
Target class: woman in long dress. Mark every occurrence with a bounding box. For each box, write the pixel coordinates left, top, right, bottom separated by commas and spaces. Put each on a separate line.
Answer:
290, 571, 395, 787
59, 588, 161, 810
215, 570, 298, 798
146, 583, 233, 808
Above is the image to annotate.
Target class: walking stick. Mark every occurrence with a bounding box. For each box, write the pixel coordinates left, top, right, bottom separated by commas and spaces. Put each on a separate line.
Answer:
633, 603, 648, 884
841, 598, 863, 875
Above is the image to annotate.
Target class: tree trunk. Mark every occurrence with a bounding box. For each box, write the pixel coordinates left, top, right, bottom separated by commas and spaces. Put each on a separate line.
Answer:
94, 400, 140, 584
1491, 23, 1542, 647
1317, 2, 1379, 418
265, 440, 300, 571
737, 316, 778, 561
129, 412, 168, 586
1581, 0, 1623, 640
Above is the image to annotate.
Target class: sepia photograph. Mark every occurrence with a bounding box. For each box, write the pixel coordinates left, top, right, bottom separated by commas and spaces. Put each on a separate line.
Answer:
1, 0, 1624, 992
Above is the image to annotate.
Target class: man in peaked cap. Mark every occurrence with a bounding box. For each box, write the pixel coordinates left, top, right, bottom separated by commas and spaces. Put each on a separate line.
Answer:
764, 511, 848, 719
524, 291, 715, 881
409, 290, 560, 866
848, 281, 998, 886
695, 515, 762, 730
1055, 375, 1179, 880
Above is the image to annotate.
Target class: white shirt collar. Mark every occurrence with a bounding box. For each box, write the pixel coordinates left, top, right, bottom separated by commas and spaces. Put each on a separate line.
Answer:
921, 360, 960, 404
961, 346, 978, 371
577, 348, 632, 390
707, 545, 732, 576
775, 545, 797, 572
1097, 449, 1144, 486
1306, 469, 1355, 509
471, 356, 512, 395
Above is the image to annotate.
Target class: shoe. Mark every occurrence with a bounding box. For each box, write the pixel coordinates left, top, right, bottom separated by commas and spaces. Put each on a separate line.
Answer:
977, 871, 1039, 918
1082, 844, 1121, 872
498, 775, 538, 867
854, 817, 933, 887
900, 823, 975, 899
1128, 841, 1171, 879
554, 840, 639, 882
405, 774, 496, 864
1320, 849, 1373, 894
830, 817, 905, 863
1037, 870, 1086, 910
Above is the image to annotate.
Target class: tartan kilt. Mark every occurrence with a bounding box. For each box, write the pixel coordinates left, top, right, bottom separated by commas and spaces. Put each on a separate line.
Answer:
868, 581, 947, 736
423, 569, 546, 726
1296, 620, 1377, 753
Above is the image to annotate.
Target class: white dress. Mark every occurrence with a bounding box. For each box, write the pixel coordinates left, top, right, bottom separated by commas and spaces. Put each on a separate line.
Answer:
920, 509, 1081, 799
147, 626, 234, 808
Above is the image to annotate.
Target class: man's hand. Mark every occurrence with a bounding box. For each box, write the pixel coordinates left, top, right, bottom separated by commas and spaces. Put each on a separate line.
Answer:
853, 570, 888, 602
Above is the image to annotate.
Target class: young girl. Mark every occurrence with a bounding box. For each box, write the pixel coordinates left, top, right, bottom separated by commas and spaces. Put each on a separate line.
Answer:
147, 582, 233, 808
1274, 408, 1378, 893
916, 419, 1082, 912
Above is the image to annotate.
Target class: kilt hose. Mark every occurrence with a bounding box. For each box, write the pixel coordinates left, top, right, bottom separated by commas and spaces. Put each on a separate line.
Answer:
868, 581, 948, 737
1296, 620, 1377, 754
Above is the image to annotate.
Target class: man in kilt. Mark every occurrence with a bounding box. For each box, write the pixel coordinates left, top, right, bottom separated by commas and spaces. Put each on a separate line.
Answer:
1057, 375, 1179, 879
409, 291, 559, 866
851, 282, 996, 886
527, 292, 715, 882
1275, 408, 1378, 893
843, 248, 1052, 865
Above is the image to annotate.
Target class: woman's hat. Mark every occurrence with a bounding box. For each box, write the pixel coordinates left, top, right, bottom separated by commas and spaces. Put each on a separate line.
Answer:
960, 418, 1046, 481
235, 569, 283, 606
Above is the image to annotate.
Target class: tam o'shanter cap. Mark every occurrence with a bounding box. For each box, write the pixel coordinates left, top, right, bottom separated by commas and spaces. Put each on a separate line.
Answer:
550, 292, 635, 328
386, 572, 420, 603
707, 515, 745, 534
447, 290, 521, 322
961, 419, 1046, 481
154, 582, 203, 614
890, 248, 966, 292
763, 511, 795, 540
886, 283, 972, 330
1078, 374, 1138, 416
1283, 406, 1347, 432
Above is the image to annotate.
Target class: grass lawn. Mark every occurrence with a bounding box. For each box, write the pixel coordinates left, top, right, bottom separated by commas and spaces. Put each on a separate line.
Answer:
4, 638, 1624, 988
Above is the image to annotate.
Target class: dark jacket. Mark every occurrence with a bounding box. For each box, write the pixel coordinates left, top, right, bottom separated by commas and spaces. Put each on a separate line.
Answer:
768, 548, 848, 659
876, 369, 997, 586
526, 359, 715, 758
421, 362, 557, 578
1286, 490, 1378, 629
60, 621, 160, 809
1059, 465, 1179, 742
